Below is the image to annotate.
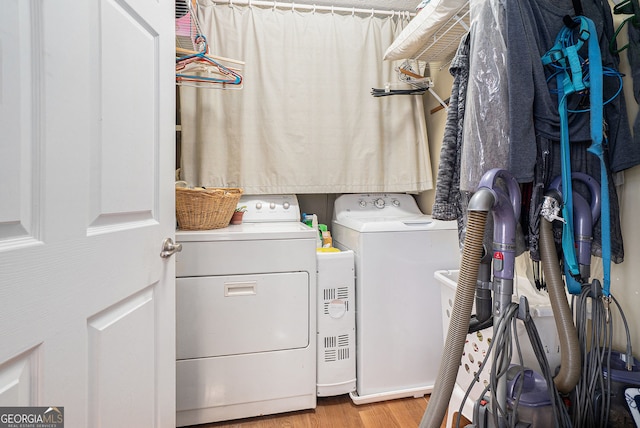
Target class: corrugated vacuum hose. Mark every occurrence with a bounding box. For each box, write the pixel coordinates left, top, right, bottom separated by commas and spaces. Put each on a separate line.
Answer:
539, 217, 581, 394
419, 210, 488, 428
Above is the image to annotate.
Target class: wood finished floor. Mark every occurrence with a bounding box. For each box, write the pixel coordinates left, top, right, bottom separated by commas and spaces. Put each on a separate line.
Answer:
191, 394, 469, 428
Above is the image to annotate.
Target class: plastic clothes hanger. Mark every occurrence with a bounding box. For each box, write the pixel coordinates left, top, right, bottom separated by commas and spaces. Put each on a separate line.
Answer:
614, 0, 640, 17
176, 35, 242, 85
176, 35, 243, 86
371, 65, 449, 111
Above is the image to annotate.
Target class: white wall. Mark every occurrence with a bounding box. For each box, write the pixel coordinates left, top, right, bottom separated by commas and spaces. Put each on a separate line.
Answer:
608, 13, 640, 353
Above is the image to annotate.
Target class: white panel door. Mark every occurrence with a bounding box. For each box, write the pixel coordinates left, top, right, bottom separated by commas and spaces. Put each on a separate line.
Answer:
0, 0, 175, 426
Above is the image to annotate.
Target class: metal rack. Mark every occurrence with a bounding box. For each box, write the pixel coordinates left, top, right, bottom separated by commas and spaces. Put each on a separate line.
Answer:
412, 1, 470, 64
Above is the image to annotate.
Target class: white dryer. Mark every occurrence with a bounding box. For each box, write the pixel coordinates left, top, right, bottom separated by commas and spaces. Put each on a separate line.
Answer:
332, 193, 461, 404
175, 195, 317, 426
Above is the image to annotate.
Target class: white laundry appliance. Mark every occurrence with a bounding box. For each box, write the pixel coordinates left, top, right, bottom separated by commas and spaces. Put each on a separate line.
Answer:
332, 193, 461, 404
175, 195, 317, 426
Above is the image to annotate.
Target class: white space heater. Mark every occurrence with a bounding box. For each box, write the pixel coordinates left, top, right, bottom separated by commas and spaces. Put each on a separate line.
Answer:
316, 250, 356, 397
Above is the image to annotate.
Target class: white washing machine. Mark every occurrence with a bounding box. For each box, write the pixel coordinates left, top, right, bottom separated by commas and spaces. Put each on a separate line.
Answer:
332, 193, 461, 404
175, 195, 317, 426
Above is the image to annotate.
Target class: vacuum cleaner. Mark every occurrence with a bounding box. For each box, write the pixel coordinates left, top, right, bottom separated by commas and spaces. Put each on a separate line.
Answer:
421, 165, 638, 428
420, 168, 578, 428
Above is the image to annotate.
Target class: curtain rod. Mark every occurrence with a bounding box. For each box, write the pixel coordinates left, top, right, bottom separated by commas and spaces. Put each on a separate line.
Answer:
207, 0, 415, 17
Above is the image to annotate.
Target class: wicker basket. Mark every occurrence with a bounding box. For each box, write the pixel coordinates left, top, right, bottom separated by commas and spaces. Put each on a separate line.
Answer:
176, 187, 243, 230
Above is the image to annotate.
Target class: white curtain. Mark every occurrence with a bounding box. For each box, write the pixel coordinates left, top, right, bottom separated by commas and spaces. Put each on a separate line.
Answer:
179, 1, 433, 194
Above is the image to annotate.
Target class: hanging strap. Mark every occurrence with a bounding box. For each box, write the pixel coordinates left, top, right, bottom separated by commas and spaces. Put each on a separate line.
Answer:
570, 0, 584, 17
541, 16, 612, 297
583, 18, 612, 298
542, 17, 588, 294
563, 0, 584, 28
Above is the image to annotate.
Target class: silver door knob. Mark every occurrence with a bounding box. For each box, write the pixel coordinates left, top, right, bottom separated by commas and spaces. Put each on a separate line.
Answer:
160, 238, 182, 258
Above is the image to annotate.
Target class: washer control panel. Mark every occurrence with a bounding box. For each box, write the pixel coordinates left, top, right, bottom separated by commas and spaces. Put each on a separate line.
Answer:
357, 195, 405, 210
335, 193, 422, 220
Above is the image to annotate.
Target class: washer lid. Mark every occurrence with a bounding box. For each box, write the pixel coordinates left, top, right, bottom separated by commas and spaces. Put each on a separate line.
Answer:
333, 214, 457, 232
333, 193, 457, 232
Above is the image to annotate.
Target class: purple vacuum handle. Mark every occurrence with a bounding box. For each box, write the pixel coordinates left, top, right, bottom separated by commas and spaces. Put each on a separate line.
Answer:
548, 172, 601, 224
573, 193, 593, 266
477, 168, 521, 221
476, 169, 521, 281
492, 189, 518, 280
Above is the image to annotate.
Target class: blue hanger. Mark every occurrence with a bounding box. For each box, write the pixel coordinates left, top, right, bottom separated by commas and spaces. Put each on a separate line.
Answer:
176, 35, 243, 86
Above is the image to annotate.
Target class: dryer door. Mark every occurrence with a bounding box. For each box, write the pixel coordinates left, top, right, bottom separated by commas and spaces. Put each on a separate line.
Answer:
177, 272, 310, 359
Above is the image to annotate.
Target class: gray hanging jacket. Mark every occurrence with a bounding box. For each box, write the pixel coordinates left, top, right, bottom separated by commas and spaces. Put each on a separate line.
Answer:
431, 34, 470, 222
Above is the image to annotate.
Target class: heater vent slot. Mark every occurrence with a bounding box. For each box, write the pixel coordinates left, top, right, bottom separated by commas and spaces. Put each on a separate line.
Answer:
337, 348, 350, 361
324, 349, 337, 362
337, 334, 350, 347
324, 288, 336, 300
336, 286, 349, 300
324, 336, 336, 348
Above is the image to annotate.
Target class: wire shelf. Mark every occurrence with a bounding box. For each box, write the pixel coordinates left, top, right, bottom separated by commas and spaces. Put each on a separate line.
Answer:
175, 1, 245, 89
175, 0, 204, 53
412, 1, 470, 64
